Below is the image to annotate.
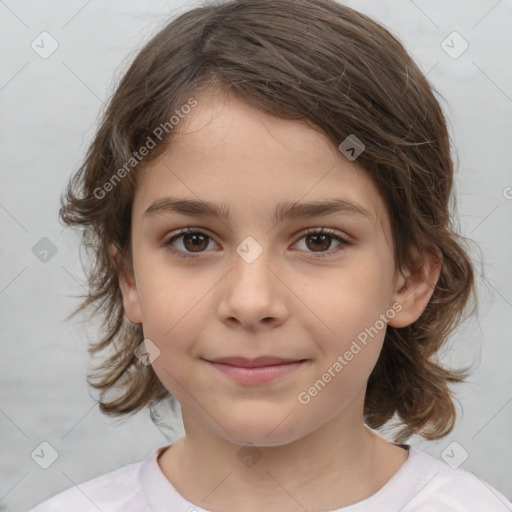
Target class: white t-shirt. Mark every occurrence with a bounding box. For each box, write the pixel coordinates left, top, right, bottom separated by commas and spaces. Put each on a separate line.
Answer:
26, 444, 512, 512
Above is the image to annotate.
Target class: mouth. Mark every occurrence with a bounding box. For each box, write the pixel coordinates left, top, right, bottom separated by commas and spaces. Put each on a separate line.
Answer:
202, 356, 309, 384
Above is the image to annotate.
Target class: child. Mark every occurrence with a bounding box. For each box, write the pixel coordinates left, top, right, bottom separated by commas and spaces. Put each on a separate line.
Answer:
28, 0, 512, 510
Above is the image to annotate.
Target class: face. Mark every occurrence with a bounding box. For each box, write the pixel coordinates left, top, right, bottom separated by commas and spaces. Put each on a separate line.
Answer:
117, 89, 421, 447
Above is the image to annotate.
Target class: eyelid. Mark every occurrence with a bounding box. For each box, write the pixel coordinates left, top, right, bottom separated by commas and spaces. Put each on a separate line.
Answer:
163, 226, 352, 259
302, 227, 352, 243
163, 227, 220, 254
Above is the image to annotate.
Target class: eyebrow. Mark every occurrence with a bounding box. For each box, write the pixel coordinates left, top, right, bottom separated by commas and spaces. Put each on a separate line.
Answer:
143, 196, 372, 224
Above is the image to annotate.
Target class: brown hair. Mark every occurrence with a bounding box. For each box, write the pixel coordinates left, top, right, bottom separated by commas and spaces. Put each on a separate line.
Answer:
60, 0, 478, 443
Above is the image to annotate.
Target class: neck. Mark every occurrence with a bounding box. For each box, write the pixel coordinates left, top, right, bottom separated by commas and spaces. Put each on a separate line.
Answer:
158, 399, 408, 511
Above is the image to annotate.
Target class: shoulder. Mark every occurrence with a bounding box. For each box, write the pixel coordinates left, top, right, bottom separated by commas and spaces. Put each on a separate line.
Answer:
26, 458, 146, 512
402, 447, 512, 511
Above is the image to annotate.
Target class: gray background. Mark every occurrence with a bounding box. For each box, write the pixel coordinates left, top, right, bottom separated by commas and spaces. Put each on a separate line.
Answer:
0, 0, 511, 510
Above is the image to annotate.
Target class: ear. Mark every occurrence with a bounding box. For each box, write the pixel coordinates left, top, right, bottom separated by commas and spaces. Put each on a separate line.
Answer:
109, 244, 142, 324
388, 244, 443, 328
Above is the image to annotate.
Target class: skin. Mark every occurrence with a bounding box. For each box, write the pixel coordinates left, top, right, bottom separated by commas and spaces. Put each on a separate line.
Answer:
114, 88, 442, 511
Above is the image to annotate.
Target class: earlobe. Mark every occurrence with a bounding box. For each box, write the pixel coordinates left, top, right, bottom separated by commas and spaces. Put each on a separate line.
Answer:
388, 245, 443, 328
109, 243, 143, 325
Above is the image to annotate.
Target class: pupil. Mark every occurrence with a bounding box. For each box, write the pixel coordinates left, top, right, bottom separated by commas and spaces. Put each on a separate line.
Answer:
308, 234, 330, 251
185, 234, 207, 251
182, 233, 332, 253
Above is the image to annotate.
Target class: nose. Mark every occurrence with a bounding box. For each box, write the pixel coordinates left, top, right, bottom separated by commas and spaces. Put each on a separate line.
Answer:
216, 240, 289, 331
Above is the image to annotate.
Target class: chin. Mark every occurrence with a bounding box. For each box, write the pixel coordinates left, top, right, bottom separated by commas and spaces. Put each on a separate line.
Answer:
222, 430, 303, 448
213, 407, 308, 447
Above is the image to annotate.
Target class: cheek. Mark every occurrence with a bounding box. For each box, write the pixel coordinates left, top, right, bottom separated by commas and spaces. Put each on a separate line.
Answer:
301, 257, 393, 342
298, 272, 390, 412
295, 343, 381, 429
135, 264, 211, 359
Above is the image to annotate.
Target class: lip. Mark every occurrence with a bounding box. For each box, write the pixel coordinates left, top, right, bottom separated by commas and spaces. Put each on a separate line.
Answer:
203, 356, 308, 384
206, 356, 304, 367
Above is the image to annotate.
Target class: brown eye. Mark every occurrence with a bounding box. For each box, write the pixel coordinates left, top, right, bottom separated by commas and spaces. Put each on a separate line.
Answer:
181, 232, 209, 252
293, 228, 351, 258
164, 227, 350, 260
164, 228, 218, 258
304, 233, 332, 252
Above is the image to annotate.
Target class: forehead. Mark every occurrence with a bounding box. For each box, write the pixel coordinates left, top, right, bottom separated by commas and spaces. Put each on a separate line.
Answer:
133, 90, 391, 238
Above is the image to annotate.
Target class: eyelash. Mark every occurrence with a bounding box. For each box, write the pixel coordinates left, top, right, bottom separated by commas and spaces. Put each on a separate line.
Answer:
162, 227, 351, 260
